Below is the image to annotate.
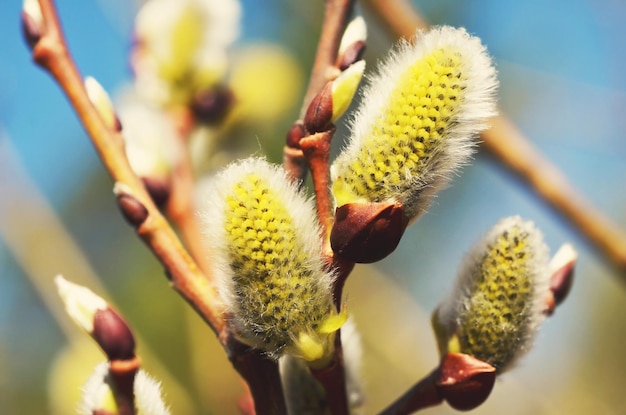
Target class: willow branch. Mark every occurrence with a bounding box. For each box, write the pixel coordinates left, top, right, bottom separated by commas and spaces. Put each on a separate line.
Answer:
29, 3, 292, 413
30, 0, 225, 335
362, 0, 626, 275
283, 0, 355, 183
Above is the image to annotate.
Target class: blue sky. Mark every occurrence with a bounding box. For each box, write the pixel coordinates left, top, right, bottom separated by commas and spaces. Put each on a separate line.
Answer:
1, 1, 626, 413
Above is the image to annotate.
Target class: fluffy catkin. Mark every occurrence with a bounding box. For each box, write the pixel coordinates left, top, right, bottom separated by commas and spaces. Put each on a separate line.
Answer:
198, 157, 342, 362
434, 216, 551, 372
331, 26, 498, 221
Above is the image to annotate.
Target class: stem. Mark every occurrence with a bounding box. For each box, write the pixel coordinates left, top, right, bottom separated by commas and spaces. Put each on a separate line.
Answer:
310, 340, 350, 415
377, 369, 443, 415
109, 357, 141, 415
32, 0, 225, 334
300, 130, 335, 246
362, 0, 626, 277
226, 335, 288, 415
301, 0, 355, 115
283, 0, 355, 183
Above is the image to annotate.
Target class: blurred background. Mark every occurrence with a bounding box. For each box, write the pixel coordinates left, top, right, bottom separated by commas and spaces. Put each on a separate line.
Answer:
1, 0, 625, 414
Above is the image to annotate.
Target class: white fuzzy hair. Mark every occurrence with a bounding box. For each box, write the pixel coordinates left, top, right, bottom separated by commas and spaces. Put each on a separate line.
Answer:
437, 216, 551, 372
332, 26, 498, 219
80, 362, 170, 415
196, 157, 331, 322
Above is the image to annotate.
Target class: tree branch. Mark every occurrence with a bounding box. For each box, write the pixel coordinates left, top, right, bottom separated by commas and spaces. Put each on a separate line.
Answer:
28, 2, 288, 413
361, 0, 626, 277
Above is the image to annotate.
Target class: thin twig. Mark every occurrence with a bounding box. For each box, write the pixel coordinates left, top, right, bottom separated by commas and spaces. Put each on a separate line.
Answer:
282, 1, 357, 414
361, 0, 626, 276
283, 0, 356, 184
29, 2, 288, 413
377, 369, 442, 415
32, 0, 225, 334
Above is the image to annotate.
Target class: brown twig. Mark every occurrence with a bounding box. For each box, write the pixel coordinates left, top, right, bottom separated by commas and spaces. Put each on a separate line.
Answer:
361, 0, 626, 277
31, 0, 225, 334
28, 2, 288, 413
226, 334, 288, 415
377, 369, 442, 415
283, 0, 356, 183
282, 2, 357, 414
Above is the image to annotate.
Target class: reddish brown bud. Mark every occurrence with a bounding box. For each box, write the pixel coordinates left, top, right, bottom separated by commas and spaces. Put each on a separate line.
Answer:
142, 177, 170, 209
286, 121, 306, 148
192, 86, 234, 124
544, 243, 577, 315
115, 188, 148, 228
21, 10, 43, 49
330, 201, 407, 263
304, 82, 333, 134
550, 258, 575, 307
337, 41, 366, 71
93, 308, 136, 361
436, 353, 496, 411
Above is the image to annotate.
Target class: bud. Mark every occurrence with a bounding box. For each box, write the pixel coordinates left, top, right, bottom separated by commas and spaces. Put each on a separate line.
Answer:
22, 0, 45, 49
432, 216, 551, 373
113, 183, 149, 228
55, 276, 136, 361
330, 201, 406, 263
191, 85, 234, 124
548, 243, 577, 308
279, 355, 329, 415
305, 60, 365, 134
331, 60, 366, 123
55, 275, 108, 335
84, 77, 121, 131
436, 352, 496, 411
331, 26, 498, 223
337, 16, 367, 70
197, 157, 346, 364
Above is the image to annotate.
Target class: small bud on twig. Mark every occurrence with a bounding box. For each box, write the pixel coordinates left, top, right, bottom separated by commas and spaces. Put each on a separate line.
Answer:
337, 16, 367, 70
21, 0, 45, 49
544, 243, 577, 315
85, 77, 122, 132
304, 61, 365, 134
114, 183, 149, 228
55, 276, 136, 361
191, 86, 235, 124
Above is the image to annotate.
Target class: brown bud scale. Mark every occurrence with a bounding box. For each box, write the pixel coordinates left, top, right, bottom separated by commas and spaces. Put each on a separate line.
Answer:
304, 82, 333, 134
116, 193, 149, 228
330, 201, 407, 263
436, 353, 496, 411
93, 308, 136, 361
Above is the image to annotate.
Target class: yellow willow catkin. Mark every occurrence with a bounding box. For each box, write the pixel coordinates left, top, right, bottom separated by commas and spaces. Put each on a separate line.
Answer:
433, 216, 551, 372
198, 158, 345, 363
331, 26, 498, 222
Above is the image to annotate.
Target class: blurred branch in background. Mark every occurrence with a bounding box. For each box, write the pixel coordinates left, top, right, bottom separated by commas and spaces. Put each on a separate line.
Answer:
361, 0, 626, 279
0, 136, 195, 414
